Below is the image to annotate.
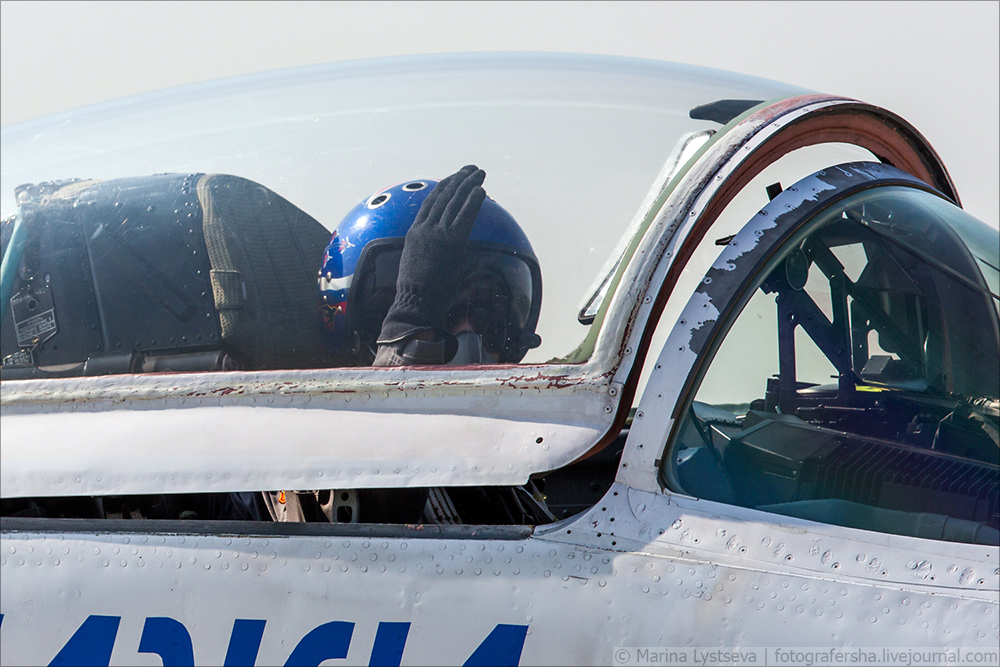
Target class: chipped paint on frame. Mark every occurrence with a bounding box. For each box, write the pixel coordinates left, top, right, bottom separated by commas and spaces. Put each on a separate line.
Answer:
1, 95, 961, 500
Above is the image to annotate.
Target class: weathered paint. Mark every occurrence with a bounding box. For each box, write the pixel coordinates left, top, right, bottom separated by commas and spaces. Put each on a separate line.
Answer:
617, 162, 942, 491
0, 96, 960, 499
596, 95, 957, 387
2, 482, 995, 665
1, 99, 997, 667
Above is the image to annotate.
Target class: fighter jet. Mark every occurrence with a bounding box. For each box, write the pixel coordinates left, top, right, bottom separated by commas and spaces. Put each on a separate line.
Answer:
1, 53, 997, 666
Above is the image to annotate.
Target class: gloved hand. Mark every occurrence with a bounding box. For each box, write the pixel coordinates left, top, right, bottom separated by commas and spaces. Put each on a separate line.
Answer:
377, 165, 487, 345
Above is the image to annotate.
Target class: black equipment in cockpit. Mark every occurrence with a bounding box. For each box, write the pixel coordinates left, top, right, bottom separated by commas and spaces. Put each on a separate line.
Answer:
1, 173, 332, 379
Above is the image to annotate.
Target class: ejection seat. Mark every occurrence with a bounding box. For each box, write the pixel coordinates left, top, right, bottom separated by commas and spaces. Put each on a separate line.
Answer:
1, 173, 334, 378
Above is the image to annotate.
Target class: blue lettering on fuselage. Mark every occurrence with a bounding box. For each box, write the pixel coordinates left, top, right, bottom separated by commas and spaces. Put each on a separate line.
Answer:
138, 617, 195, 666
225, 619, 267, 666
49, 615, 121, 667
284, 621, 353, 666
462, 624, 528, 667
29, 615, 528, 666
369, 622, 410, 667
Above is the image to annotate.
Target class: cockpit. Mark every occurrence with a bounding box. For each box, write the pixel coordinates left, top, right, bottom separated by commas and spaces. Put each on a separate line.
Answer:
666, 177, 999, 545
1, 55, 996, 547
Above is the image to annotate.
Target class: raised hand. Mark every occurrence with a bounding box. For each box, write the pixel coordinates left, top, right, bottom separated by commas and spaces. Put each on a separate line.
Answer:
377, 165, 486, 344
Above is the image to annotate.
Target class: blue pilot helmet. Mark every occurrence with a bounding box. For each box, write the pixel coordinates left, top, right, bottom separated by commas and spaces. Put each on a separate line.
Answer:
318, 178, 542, 363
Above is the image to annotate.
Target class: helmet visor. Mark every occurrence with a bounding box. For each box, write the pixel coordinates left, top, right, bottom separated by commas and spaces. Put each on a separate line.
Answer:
352, 242, 537, 359
349, 241, 404, 353
446, 250, 535, 356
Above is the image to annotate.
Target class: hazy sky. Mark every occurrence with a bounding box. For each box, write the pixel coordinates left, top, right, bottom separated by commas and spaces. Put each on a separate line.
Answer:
1, 1, 998, 228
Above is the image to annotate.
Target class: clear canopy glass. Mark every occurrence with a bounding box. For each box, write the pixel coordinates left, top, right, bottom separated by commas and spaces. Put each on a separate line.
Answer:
1, 53, 808, 373
668, 183, 1000, 545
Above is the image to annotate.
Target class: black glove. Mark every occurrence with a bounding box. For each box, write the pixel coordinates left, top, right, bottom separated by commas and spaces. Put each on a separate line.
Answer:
377, 165, 486, 345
